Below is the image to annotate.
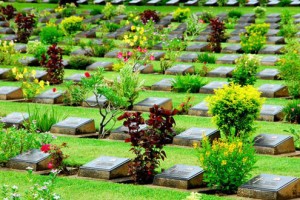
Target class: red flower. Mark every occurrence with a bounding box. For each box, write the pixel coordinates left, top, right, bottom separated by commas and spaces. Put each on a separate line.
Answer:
124, 57, 129, 62
48, 162, 53, 169
52, 88, 57, 93
150, 55, 155, 61
84, 72, 91, 78
117, 52, 123, 59
41, 144, 51, 153
127, 51, 132, 57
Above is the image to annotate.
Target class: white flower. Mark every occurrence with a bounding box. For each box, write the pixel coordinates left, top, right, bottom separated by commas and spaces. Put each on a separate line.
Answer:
12, 185, 18, 190
53, 194, 61, 200
26, 167, 33, 170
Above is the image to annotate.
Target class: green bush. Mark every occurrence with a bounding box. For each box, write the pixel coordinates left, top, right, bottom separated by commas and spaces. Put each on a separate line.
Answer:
172, 8, 191, 22
253, 6, 266, 18
68, 55, 94, 70
283, 100, 300, 124
198, 136, 256, 193
279, 11, 298, 38
172, 74, 207, 93
279, 0, 291, 6
40, 26, 63, 45
26, 41, 47, 61
197, 52, 216, 63
228, 10, 242, 18
231, 54, 260, 86
258, 0, 268, 6
61, 16, 83, 36
284, 128, 300, 149
90, 8, 102, 16
63, 81, 88, 106
206, 83, 264, 139
199, 11, 214, 23
102, 21, 121, 32
217, 0, 228, 6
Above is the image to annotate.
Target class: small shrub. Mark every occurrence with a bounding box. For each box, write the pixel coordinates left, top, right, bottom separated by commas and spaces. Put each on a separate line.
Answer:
284, 128, 300, 149
40, 26, 64, 45
217, 0, 227, 6
206, 83, 264, 139
63, 81, 88, 106
0, 4, 16, 20
258, 0, 268, 6
199, 11, 214, 23
140, 10, 160, 24
115, 5, 126, 15
0, 40, 18, 66
172, 74, 207, 93
27, 41, 48, 61
172, 7, 191, 22
228, 10, 242, 19
102, 21, 120, 32
40, 44, 64, 84
231, 54, 260, 86
278, 23, 298, 38
197, 52, 216, 63
198, 136, 256, 193
41, 143, 68, 171
185, 14, 205, 39
279, 0, 291, 6
118, 106, 177, 184
68, 55, 94, 70
102, 2, 115, 19
237, 0, 247, 6
15, 13, 36, 43
90, 8, 102, 16
209, 18, 225, 53
61, 16, 83, 36
283, 100, 300, 124
176, 96, 194, 115
253, 6, 266, 18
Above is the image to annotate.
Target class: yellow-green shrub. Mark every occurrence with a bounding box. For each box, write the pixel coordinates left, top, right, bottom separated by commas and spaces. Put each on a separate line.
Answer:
198, 136, 256, 193
206, 83, 264, 139
172, 8, 190, 22
61, 16, 83, 36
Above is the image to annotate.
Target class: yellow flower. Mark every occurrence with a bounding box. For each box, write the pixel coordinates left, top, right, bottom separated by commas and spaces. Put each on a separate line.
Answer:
192, 142, 198, 149
242, 157, 248, 163
205, 151, 210, 156
221, 160, 227, 166
34, 79, 39, 83
23, 68, 28, 74
39, 80, 45, 88
131, 26, 135, 31
31, 70, 36, 77
46, 81, 50, 86
12, 67, 17, 74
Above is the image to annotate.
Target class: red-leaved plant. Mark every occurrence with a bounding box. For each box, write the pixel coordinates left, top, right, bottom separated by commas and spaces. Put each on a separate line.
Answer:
41, 44, 64, 84
208, 18, 225, 53
140, 10, 160, 25
0, 5, 16, 21
14, 13, 36, 43
118, 105, 177, 184
41, 143, 68, 172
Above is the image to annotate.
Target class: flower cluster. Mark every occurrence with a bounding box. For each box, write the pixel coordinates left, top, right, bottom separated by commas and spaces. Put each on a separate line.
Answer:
0, 40, 18, 65
41, 143, 68, 170
123, 26, 147, 48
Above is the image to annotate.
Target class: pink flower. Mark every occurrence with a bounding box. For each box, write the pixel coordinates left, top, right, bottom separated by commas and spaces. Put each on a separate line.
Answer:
198, 19, 204, 24
150, 55, 155, 61
117, 52, 123, 59
124, 57, 129, 62
127, 51, 132, 57
137, 46, 142, 52
142, 48, 147, 53
41, 144, 51, 153
84, 72, 91, 78
48, 162, 53, 169
52, 88, 57, 93
291, 108, 295, 112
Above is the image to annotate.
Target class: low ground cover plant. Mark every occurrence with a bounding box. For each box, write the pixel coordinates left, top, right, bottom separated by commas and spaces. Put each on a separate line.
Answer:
172, 74, 207, 93
283, 100, 300, 124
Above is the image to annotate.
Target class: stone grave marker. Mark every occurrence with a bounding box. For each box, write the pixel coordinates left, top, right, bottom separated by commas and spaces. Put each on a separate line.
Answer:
216, 55, 240, 64
294, 14, 300, 19
230, 29, 246, 36
184, 0, 199, 6
109, 124, 147, 140
0, 86, 23, 100
238, 17, 255, 23
188, 101, 210, 117
259, 105, 284, 122
267, 0, 280, 6
227, 36, 241, 43
79, 156, 131, 179
76, 30, 96, 38
258, 45, 284, 54
1, 35, 17, 42
165, 64, 194, 75
147, 0, 161, 5
0, 27, 15, 34
221, 44, 242, 54
258, 84, 289, 98
82, 95, 107, 107
129, 0, 143, 4
173, 127, 220, 147
152, 43, 163, 50
111, 0, 123, 4
0, 68, 11, 79
235, 23, 251, 29
267, 13, 281, 18
207, 67, 235, 78
64, 74, 85, 83
86, 61, 113, 71
238, 174, 300, 200
133, 97, 172, 112
7, 149, 50, 171
269, 23, 280, 29
177, 53, 198, 62
199, 81, 229, 94
104, 49, 120, 58
257, 69, 280, 80
14, 43, 27, 53
133, 63, 154, 74
77, 0, 88, 4
153, 164, 205, 189
166, 0, 180, 5
151, 79, 174, 91
186, 43, 210, 52
94, 0, 106, 4
70, 48, 92, 56
267, 29, 280, 37
0, 112, 29, 128
253, 134, 295, 155
50, 117, 96, 135
291, 0, 300, 5
204, 0, 218, 6
267, 37, 285, 45
226, 0, 238, 6
265, 18, 281, 23
246, 0, 259, 6
33, 89, 64, 104
194, 35, 209, 42
260, 56, 279, 66
33, 70, 47, 81
19, 57, 39, 66
0, 21, 9, 27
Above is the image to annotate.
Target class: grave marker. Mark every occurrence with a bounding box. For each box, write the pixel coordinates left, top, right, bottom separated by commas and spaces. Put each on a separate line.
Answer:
0, 86, 23, 100
33, 89, 64, 104
165, 64, 194, 75
133, 97, 172, 112
151, 79, 174, 91
259, 105, 284, 122
188, 101, 210, 117
207, 67, 235, 78
50, 117, 96, 135
199, 81, 228, 94
258, 84, 289, 98
0, 112, 29, 128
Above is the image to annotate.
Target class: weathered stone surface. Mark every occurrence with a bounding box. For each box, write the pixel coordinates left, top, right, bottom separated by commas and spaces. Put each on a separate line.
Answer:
0, 68, 11, 79
82, 95, 107, 107
265, 18, 281, 23
205, 0, 217, 6
86, 61, 113, 71
261, 56, 279, 66
173, 127, 220, 147
267, 37, 285, 45
133, 97, 172, 112
267, 0, 280, 6
177, 53, 198, 62
258, 45, 284, 54
153, 164, 205, 189
199, 81, 229, 94
133, 63, 154, 74
166, 0, 180, 5
147, 0, 161, 5
1, 34, 17, 41
254, 134, 295, 155
70, 48, 92, 56
165, 64, 194, 75
104, 49, 120, 58
259, 105, 284, 122
226, 0, 238, 6
64, 74, 85, 83
19, 57, 40, 66
186, 43, 210, 52
184, 0, 198, 6
194, 35, 209, 42
188, 101, 210, 117
109, 124, 147, 140
0, 86, 23, 100
0, 112, 29, 128
227, 36, 241, 43
216, 55, 240, 64
33, 70, 47, 81
151, 79, 174, 91
94, 0, 106, 4
221, 44, 242, 54
33, 89, 64, 104
258, 84, 289, 98
50, 117, 96, 135
246, 0, 259, 6
79, 156, 130, 180
207, 67, 235, 78
238, 174, 300, 200
267, 29, 280, 36
0, 27, 15, 34
257, 69, 280, 80
76, 30, 96, 38
129, 0, 143, 4
7, 149, 50, 171
238, 17, 255, 23
111, 0, 123, 4
14, 43, 27, 53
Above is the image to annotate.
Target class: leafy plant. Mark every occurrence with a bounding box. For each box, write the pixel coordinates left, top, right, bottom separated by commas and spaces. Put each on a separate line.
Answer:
14, 13, 36, 43
63, 81, 87, 106
140, 10, 160, 24
81, 38, 115, 57
172, 74, 207, 93
217, 0, 227, 6
184, 14, 205, 40
176, 96, 194, 115
253, 6, 266, 18
284, 128, 300, 149
197, 52, 216, 63
283, 100, 300, 124
198, 136, 256, 193
61, 16, 83, 36
117, 106, 177, 184
278, 11, 298, 38
41, 143, 68, 171
279, 0, 291, 6
101, 21, 120, 32
27, 41, 47, 61
90, 8, 102, 16
231, 54, 260, 86
206, 83, 264, 140
40, 44, 64, 85
40, 26, 64, 45
258, 0, 268, 6
172, 7, 191, 22
68, 55, 94, 70
0, 40, 19, 66
199, 11, 214, 23
0, 4, 16, 20
209, 18, 225, 53
228, 10, 242, 18
102, 2, 115, 19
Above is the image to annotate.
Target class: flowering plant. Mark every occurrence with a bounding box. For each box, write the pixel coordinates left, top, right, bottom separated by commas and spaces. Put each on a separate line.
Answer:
0, 40, 18, 66
283, 100, 300, 124
41, 143, 68, 171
